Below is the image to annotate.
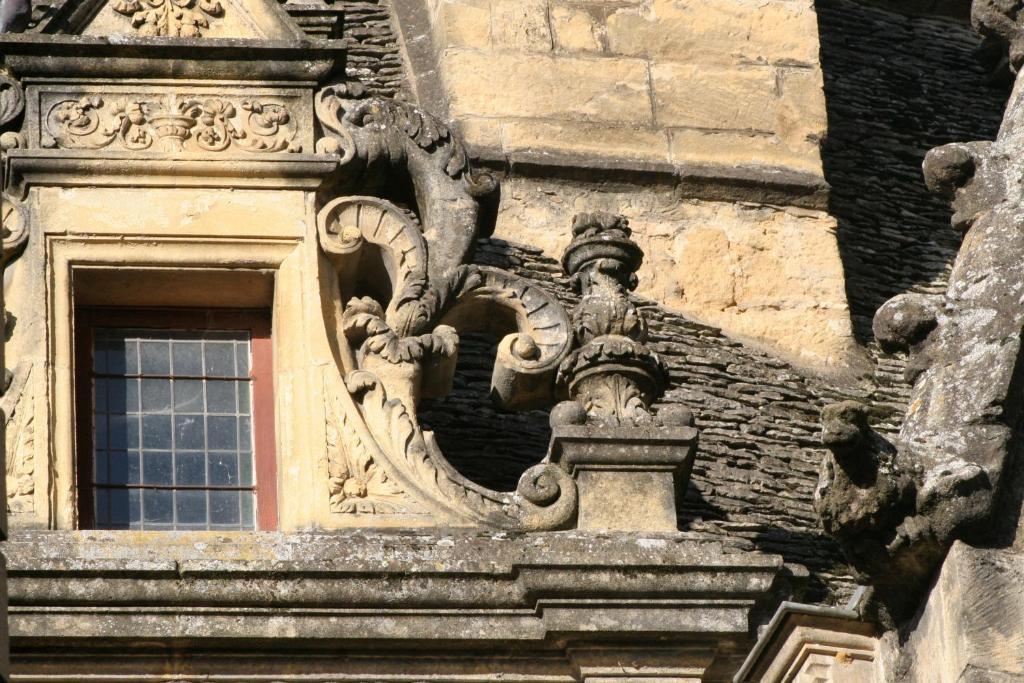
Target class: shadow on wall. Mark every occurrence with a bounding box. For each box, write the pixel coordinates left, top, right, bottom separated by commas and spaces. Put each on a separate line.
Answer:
815, 0, 1006, 344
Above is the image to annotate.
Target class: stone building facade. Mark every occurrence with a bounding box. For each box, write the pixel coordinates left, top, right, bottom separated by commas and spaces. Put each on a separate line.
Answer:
0, 0, 1020, 681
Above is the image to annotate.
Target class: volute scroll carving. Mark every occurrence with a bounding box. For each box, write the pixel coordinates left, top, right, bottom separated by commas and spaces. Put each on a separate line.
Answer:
316, 102, 577, 528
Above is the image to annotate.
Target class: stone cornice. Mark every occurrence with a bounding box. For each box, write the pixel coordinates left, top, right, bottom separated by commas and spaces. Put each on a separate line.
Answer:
0, 34, 345, 82
5, 149, 340, 193
7, 530, 783, 649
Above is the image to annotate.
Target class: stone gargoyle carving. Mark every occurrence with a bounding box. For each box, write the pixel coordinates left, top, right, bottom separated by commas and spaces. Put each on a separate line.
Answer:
314, 87, 578, 529
815, 36, 1024, 621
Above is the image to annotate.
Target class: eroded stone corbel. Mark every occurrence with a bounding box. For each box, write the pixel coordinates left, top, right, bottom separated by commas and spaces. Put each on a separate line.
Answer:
548, 212, 698, 533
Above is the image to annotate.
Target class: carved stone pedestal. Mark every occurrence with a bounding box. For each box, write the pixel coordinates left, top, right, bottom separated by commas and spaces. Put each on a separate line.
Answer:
550, 425, 697, 532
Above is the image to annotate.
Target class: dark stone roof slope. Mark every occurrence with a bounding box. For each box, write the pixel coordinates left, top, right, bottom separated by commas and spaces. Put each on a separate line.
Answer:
818, 0, 1006, 346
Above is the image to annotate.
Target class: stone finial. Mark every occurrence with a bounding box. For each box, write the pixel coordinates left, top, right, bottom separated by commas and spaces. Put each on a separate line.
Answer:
555, 212, 674, 427
549, 212, 697, 533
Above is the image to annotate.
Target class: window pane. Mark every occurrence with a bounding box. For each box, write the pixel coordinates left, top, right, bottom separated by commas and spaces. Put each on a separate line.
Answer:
175, 451, 206, 486
175, 490, 207, 525
241, 492, 254, 528
107, 450, 138, 485
237, 382, 251, 415
108, 488, 132, 528
143, 488, 173, 524
141, 379, 172, 412
171, 341, 203, 376
108, 414, 139, 449
209, 451, 239, 486
175, 415, 205, 450
142, 414, 172, 449
89, 325, 260, 531
173, 379, 204, 412
142, 450, 172, 485
235, 341, 250, 376
207, 416, 237, 450
206, 381, 235, 414
140, 340, 170, 374
210, 490, 240, 526
204, 342, 234, 377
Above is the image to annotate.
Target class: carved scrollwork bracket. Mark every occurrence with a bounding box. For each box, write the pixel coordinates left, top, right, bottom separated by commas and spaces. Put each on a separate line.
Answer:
317, 192, 576, 528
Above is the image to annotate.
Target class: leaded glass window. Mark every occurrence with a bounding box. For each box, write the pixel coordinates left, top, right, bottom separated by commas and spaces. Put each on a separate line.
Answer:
89, 328, 257, 530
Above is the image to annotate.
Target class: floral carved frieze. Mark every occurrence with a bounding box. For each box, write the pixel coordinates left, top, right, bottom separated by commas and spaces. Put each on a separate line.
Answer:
112, 0, 225, 37
42, 94, 302, 154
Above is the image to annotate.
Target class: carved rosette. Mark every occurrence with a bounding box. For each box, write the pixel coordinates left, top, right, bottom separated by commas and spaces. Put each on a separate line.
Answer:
44, 95, 301, 154
317, 145, 577, 527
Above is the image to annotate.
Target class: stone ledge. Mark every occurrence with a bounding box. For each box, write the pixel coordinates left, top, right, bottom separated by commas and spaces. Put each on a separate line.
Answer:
476, 148, 830, 210
6, 150, 340, 193
0, 34, 345, 82
7, 530, 782, 647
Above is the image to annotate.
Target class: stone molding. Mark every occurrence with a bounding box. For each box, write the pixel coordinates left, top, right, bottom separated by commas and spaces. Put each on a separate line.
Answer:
7, 530, 784, 681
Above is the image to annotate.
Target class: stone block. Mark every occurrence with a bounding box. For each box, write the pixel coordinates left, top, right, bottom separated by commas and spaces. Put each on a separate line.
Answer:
493, 179, 859, 370
502, 119, 671, 163
454, 115, 504, 154
668, 128, 822, 176
651, 62, 778, 131
902, 543, 1024, 682
550, 3, 602, 53
435, 0, 491, 50
491, 0, 551, 51
549, 425, 697, 533
443, 50, 654, 124
606, 0, 821, 66
777, 67, 828, 149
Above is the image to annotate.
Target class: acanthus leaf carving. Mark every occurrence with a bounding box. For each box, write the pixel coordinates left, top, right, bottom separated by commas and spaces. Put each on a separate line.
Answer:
3, 362, 34, 514
324, 372, 425, 516
45, 95, 301, 154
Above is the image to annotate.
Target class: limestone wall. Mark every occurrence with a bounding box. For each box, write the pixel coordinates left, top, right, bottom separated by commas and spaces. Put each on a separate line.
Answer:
397, 0, 863, 371
419, 0, 825, 175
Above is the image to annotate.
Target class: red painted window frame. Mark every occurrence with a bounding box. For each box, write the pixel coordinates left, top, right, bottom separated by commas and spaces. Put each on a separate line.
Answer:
74, 307, 278, 530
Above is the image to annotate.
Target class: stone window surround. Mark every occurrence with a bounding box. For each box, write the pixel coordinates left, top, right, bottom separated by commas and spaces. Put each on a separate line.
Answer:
45, 235, 301, 531
72, 306, 278, 531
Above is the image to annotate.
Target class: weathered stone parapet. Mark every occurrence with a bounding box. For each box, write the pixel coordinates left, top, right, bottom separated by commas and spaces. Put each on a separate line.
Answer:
7, 529, 785, 681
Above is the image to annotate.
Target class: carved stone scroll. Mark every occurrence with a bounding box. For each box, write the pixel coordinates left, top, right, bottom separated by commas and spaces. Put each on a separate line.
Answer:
315, 83, 496, 284
316, 104, 577, 529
